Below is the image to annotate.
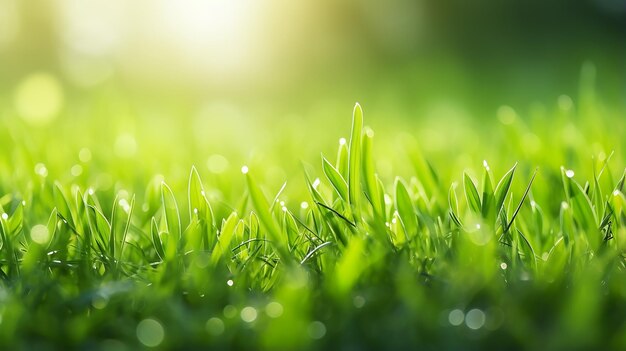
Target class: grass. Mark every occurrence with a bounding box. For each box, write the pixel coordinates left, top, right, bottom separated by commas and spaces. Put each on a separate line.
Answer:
0, 90, 625, 350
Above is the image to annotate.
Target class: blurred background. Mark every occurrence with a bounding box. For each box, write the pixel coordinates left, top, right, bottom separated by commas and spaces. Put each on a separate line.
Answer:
1, 0, 624, 113
0, 0, 625, 205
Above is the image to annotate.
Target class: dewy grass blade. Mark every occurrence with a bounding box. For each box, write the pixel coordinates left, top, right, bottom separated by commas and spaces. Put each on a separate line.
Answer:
562, 168, 598, 229
188, 166, 214, 228
269, 182, 288, 212
45, 208, 58, 252
300, 241, 333, 265
211, 212, 238, 265
110, 195, 120, 260
151, 217, 165, 261
348, 103, 364, 221
117, 195, 135, 264
322, 155, 349, 202
463, 172, 482, 214
362, 127, 383, 218
395, 177, 417, 237
85, 205, 111, 258
53, 182, 75, 229
507, 169, 538, 231
495, 163, 517, 213
448, 183, 463, 227
337, 137, 349, 179
245, 167, 292, 265
481, 161, 495, 220
161, 181, 182, 247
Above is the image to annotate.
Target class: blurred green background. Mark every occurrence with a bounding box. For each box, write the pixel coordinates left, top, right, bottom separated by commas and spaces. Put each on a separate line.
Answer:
0, 0, 624, 202
1, 0, 624, 112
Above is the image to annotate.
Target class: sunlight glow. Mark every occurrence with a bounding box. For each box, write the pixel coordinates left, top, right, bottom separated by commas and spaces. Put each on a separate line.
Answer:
157, 0, 259, 76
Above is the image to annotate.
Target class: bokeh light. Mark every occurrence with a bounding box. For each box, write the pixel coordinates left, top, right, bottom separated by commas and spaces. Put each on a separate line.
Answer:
14, 73, 64, 126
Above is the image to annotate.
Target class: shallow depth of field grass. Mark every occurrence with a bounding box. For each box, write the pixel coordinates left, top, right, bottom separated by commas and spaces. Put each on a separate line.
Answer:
0, 78, 625, 350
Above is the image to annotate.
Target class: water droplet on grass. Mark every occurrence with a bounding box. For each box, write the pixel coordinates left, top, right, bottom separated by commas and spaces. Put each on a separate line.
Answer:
35, 163, 48, 177
312, 178, 321, 189
118, 198, 131, 213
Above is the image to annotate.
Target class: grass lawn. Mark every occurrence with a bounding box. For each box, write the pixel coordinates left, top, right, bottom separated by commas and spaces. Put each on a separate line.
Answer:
0, 88, 625, 350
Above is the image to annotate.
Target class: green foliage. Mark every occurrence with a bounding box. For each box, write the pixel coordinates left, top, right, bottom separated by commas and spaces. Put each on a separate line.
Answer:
0, 100, 624, 351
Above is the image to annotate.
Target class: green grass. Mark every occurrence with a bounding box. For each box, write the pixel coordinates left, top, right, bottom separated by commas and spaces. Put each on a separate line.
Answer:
0, 93, 625, 350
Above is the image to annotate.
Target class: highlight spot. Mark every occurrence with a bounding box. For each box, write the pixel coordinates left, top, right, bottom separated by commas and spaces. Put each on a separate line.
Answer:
308, 321, 326, 339
465, 309, 486, 330
205, 317, 224, 336
136, 319, 164, 348
448, 309, 464, 326
14, 72, 64, 126
207, 154, 229, 174
265, 302, 283, 318
30, 224, 50, 244
240, 306, 258, 323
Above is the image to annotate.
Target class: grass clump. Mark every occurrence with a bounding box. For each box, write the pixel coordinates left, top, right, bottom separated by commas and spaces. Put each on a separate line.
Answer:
0, 99, 625, 351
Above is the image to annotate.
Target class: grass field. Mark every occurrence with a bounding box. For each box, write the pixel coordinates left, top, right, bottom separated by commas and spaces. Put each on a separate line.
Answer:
0, 72, 625, 350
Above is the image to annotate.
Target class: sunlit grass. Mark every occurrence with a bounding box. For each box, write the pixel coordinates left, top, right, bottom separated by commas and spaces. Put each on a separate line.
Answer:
0, 90, 624, 350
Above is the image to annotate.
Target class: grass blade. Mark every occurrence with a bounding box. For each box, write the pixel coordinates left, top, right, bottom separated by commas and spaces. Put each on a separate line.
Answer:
188, 166, 214, 227
161, 181, 181, 249
348, 103, 364, 219
245, 167, 292, 265
495, 163, 516, 213
464, 172, 482, 214
322, 155, 349, 202
395, 177, 417, 237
